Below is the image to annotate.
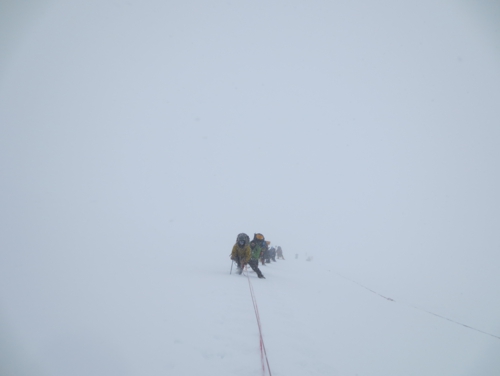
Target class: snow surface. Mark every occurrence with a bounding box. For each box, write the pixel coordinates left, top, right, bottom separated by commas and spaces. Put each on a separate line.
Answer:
2, 249, 500, 376
1, 1, 500, 375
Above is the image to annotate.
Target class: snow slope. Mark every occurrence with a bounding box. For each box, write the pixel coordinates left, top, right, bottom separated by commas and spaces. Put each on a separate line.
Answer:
3, 246, 499, 376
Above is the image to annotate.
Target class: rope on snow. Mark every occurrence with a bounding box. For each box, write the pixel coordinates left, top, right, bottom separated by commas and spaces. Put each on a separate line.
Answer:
331, 270, 500, 341
244, 265, 272, 376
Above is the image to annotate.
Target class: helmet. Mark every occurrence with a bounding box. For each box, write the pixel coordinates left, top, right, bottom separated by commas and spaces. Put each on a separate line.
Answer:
255, 233, 265, 241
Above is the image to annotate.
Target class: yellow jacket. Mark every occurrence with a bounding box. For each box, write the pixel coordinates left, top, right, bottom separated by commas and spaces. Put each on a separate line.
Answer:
231, 243, 251, 265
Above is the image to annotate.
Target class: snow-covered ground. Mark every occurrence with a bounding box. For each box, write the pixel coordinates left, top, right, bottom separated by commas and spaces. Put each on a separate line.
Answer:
1, 1, 500, 375
2, 245, 499, 376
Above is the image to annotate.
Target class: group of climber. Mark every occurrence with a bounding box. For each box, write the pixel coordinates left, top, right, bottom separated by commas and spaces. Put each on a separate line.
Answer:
230, 233, 285, 279
263, 243, 285, 263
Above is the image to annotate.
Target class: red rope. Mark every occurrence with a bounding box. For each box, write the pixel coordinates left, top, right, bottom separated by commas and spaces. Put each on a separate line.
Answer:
244, 266, 272, 376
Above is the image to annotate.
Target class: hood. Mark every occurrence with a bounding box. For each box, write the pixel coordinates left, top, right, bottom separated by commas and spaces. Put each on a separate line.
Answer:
236, 233, 250, 247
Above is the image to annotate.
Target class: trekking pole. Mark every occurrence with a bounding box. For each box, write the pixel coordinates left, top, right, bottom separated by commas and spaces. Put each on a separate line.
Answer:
230, 260, 234, 274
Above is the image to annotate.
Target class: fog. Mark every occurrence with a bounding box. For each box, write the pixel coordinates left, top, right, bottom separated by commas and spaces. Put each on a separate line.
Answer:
1, 1, 500, 375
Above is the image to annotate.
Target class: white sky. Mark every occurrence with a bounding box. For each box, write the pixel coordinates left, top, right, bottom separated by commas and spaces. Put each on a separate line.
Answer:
1, 1, 500, 375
